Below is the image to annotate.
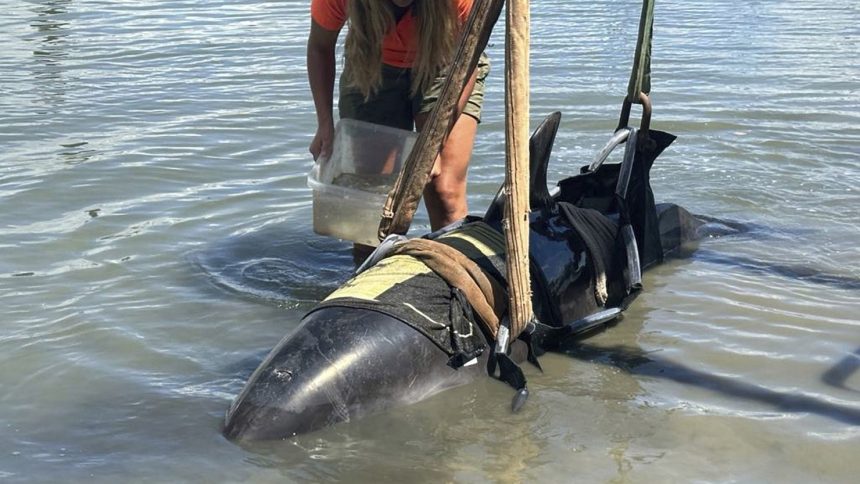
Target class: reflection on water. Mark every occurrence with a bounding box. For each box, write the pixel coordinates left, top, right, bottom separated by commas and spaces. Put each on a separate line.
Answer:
695, 249, 860, 291
822, 347, 860, 394
28, 0, 71, 107
564, 341, 860, 426
0, 0, 858, 482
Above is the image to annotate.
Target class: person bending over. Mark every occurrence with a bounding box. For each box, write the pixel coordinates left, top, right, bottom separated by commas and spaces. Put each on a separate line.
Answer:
307, 0, 489, 235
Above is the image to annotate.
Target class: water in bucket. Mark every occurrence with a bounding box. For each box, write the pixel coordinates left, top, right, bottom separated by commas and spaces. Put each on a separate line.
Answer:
308, 119, 417, 246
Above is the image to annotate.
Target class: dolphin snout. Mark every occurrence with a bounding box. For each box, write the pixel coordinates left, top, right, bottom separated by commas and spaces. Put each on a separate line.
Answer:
223, 353, 352, 440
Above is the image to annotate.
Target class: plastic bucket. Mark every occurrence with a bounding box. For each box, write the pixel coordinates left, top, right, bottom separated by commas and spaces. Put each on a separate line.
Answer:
308, 119, 417, 246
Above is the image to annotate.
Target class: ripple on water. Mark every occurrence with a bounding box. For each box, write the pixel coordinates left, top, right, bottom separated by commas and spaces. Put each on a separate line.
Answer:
191, 224, 354, 306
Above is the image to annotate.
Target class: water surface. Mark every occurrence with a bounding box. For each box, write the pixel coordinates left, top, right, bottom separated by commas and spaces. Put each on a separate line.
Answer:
1, 0, 858, 482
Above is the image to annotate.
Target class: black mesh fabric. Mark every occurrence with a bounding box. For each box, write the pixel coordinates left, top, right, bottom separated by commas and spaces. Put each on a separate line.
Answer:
557, 129, 675, 269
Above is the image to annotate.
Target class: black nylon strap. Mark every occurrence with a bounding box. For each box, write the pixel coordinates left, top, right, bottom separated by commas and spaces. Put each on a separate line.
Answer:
447, 288, 487, 368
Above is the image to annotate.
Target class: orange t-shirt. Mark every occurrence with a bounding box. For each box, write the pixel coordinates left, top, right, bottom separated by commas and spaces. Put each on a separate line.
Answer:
310, 0, 474, 68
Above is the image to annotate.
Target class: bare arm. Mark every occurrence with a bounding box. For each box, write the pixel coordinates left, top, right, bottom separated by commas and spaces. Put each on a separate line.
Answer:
307, 20, 341, 160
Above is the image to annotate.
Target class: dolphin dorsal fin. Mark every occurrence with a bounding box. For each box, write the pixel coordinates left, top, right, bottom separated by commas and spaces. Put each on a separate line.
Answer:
529, 111, 562, 209
483, 112, 563, 223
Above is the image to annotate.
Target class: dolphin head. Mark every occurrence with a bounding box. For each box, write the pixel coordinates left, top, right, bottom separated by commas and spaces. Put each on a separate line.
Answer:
223, 306, 484, 440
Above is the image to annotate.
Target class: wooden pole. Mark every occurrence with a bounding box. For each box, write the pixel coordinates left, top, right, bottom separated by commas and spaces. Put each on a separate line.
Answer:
503, 0, 531, 339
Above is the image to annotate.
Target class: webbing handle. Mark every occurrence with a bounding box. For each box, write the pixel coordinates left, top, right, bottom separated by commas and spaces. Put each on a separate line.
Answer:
626, 0, 655, 104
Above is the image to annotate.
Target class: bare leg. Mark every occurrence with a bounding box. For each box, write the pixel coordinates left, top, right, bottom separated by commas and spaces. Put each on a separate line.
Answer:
415, 113, 478, 231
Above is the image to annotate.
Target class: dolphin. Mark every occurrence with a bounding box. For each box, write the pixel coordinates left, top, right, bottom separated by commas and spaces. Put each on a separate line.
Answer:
223, 112, 707, 441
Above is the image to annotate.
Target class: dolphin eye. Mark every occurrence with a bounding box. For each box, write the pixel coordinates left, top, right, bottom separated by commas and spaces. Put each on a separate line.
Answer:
272, 368, 293, 381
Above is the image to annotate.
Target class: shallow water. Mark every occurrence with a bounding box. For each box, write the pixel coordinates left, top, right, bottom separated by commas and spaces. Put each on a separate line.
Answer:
1, 0, 858, 482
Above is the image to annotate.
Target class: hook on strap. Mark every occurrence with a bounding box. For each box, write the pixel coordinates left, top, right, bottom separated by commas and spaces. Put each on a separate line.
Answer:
618, 0, 656, 144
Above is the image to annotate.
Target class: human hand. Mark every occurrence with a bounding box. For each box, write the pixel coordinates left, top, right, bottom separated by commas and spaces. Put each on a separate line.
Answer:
310, 123, 334, 161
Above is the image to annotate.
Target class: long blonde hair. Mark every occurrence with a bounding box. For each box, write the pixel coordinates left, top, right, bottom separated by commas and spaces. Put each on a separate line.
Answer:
344, 0, 459, 98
